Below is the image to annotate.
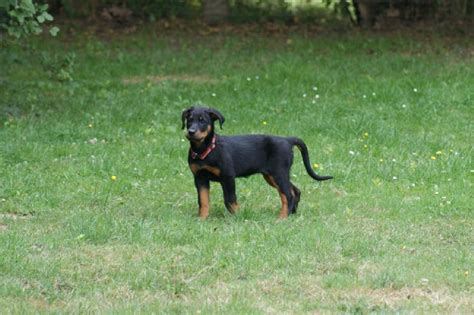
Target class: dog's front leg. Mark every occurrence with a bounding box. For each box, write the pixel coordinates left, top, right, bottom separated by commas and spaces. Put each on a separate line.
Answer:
194, 176, 210, 219
220, 176, 239, 214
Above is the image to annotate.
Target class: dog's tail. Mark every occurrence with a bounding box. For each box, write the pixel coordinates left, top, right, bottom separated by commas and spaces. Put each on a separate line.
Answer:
290, 137, 333, 181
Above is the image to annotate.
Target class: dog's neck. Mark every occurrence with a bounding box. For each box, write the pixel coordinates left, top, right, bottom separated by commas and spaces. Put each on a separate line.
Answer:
190, 130, 216, 154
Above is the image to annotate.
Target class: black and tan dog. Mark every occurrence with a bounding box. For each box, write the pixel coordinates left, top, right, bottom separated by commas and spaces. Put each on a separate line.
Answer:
182, 106, 333, 219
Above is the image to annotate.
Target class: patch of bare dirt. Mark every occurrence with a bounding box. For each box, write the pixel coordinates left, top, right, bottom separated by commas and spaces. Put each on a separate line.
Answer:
0, 212, 33, 220
360, 287, 472, 312
306, 283, 473, 312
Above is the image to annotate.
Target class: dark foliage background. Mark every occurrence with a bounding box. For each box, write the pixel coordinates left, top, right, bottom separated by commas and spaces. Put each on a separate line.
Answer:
43, 0, 474, 26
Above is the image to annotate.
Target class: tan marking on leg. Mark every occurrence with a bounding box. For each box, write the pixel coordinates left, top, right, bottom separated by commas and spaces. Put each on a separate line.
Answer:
198, 187, 210, 219
263, 174, 277, 188
264, 174, 289, 219
228, 202, 239, 214
190, 163, 199, 175
278, 192, 289, 219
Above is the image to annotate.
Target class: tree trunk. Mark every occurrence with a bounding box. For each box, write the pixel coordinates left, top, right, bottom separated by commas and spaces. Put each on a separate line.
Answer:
353, 0, 378, 28
202, 0, 229, 25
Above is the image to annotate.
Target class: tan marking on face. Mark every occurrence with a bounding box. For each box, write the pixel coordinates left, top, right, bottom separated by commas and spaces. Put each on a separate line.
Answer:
189, 124, 211, 144
189, 164, 221, 177
198, 187, 210, 219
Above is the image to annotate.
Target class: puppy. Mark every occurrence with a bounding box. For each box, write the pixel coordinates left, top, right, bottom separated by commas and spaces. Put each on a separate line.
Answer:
182, 106, 333, 219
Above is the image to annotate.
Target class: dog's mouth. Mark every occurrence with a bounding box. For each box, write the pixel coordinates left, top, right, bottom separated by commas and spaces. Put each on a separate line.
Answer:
186, 132, 206, 143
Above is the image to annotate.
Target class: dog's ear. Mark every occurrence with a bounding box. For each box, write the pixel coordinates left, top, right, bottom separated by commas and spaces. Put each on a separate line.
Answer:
181, 107, 194, 129
207, 108, 225, 129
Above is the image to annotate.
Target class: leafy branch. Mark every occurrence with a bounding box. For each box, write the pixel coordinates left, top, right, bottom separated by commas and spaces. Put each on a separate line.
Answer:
1, 0, 59, 38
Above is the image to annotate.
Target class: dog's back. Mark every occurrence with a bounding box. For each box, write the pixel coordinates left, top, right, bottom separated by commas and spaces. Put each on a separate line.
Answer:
219, 135, 294, 177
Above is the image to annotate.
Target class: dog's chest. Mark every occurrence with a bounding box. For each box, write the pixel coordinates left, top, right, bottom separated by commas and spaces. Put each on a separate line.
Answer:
189, 163, 221, 177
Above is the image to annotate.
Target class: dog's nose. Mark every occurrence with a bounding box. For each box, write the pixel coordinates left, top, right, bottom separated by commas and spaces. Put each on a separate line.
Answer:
188, 128, 196, 136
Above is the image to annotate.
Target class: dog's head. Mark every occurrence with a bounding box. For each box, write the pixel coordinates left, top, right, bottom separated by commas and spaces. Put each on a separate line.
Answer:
181, 106, 225, 143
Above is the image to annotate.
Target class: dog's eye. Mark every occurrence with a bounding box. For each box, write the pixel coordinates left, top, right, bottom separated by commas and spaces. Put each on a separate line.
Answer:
199, 117, 205, 122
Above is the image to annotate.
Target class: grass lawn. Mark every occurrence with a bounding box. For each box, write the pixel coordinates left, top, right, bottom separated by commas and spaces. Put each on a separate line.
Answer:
0, 25, 473, 313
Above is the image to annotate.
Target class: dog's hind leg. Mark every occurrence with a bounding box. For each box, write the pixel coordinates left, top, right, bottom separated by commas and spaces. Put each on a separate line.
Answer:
263, 174, 294, 219
275, 179, 294, 219
290, 183, 301, 214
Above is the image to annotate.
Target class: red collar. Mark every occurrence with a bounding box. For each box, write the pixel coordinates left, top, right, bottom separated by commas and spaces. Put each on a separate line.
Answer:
190, 135, 216, 160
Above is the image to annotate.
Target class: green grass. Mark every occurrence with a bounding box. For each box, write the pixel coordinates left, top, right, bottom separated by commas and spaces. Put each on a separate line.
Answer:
0, 27, 473, 313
